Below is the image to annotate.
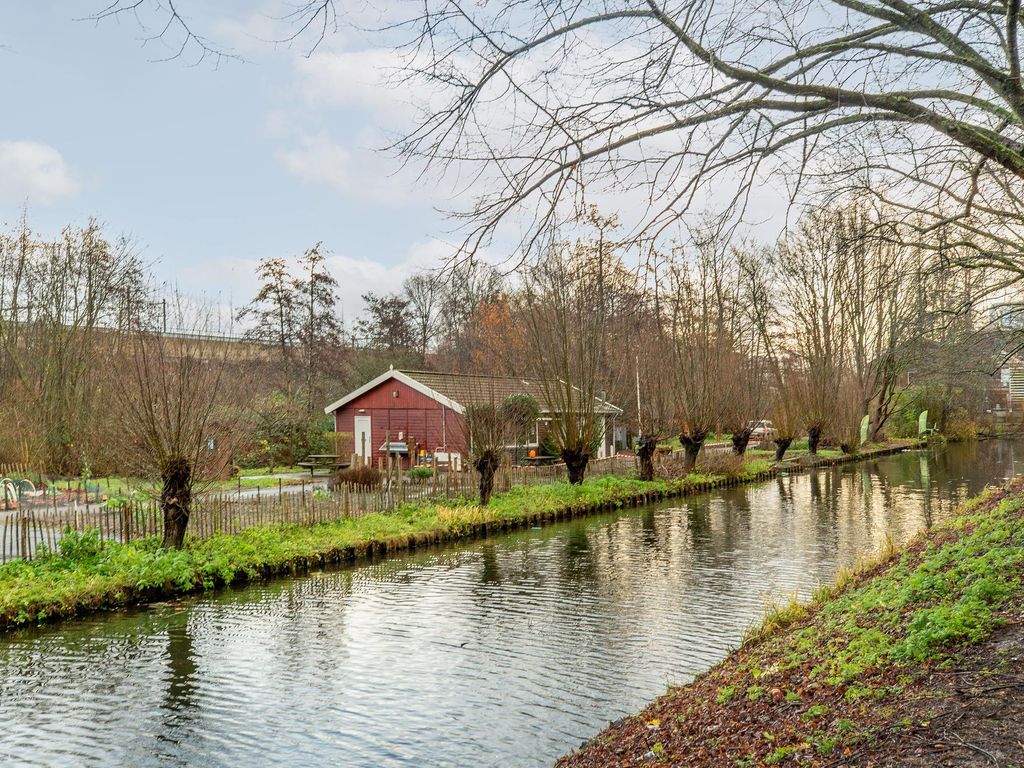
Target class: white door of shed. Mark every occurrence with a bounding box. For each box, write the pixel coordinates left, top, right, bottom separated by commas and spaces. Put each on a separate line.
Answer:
354, 415, 372, 461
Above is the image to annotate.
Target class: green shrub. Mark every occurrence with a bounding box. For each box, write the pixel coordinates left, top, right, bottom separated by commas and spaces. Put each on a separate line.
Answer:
407, 466, 434, 481
942, 408, 977, 441
55, 529, 106, 564
239, 392, 331, 468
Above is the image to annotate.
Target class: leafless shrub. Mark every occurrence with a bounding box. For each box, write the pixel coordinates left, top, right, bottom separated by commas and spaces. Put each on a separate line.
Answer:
694, 451, 746, 479
0, 217, 144, 473
332, 465, 382, 488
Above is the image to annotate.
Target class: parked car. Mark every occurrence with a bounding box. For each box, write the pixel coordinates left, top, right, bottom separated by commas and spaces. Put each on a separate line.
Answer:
746, 420, 776, 441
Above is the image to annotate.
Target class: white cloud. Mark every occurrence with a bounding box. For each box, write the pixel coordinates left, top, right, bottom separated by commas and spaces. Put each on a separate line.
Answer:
327, 238, 462, 318
0, 140, 79, 205
169, 238, 458, 332
210, 10, 280, 54
276, 131, 419, 205
294, 48, 410, 120
277, 132, 354, 190
272, 42, 467, 206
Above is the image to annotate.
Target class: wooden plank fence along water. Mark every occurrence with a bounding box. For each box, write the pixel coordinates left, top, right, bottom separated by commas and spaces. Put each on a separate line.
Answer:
0, 456, 637, 564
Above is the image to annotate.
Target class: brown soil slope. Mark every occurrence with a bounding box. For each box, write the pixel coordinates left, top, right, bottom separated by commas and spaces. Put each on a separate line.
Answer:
558, 480, 1024, 768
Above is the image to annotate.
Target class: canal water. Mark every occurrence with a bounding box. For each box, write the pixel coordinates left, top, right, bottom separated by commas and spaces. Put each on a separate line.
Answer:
1, 440, 1021, 767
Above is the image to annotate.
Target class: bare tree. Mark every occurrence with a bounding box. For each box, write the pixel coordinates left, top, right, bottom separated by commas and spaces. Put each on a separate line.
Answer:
294, 242, 343, 414
361, 0, 1024, 283
625, 249, 677, 481
91, 3, 1024, 301
464, 392, 539, 504
832, 206, 930, 444
403, 272, 442, 361
0, 217, 143, 473
769, 364, 806, 461
668, 232, 746, 470
524, 238, 612, 484
776, 209, 851, 453
356, 292, 417, 352
633, 332, 676, 480
434, 260, 506, 363
117, 296, 239, 549
463, 402, 507, 506
717, 245, 774, 455
237, 257, 299, 392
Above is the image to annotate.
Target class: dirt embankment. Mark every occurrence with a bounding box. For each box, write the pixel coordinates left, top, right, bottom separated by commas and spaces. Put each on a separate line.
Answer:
558, 479, 1024, 768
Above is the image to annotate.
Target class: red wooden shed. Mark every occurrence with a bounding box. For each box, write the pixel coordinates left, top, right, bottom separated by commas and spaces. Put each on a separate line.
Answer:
324, 367, 622, 469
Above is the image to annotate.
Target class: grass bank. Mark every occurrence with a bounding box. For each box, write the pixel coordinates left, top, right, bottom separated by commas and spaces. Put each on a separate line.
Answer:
558, 476, 1024, 767
0, 440, 919, 632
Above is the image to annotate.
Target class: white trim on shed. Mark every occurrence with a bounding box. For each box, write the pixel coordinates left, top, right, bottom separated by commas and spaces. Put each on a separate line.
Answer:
323, 368, 466, 416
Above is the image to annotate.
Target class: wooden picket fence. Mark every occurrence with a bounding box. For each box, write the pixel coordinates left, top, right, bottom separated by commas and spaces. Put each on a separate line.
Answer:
0, 455, 636, 564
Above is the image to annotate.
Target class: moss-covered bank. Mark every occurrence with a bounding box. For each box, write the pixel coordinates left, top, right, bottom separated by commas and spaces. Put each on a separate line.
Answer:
558, 475, 1024, 767
0, 439, 920, 632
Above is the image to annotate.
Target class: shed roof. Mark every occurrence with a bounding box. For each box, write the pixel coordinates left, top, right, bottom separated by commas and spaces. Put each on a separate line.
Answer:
324, 367, 622, 415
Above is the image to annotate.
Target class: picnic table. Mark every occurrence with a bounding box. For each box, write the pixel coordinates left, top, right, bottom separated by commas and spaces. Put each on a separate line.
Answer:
297, 454, 350, 477
524, 454, 560, 466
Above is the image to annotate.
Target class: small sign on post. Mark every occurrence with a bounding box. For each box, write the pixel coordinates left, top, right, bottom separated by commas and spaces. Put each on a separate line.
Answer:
918, 410, 929, 436
859, 415, 870, 445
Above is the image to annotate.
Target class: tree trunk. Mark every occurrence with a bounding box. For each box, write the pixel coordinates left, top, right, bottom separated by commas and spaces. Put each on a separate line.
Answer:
680, 432, 705, 472
869, 378, 895, 443
636, 435, 657, 481
475, 453, 500, 506
731, 428, 753, 456
161, 456, 193, 550
165, 617, 198, 711
807, 426, 822, 456
773, 437, 792, 461
562, 448, 590, 485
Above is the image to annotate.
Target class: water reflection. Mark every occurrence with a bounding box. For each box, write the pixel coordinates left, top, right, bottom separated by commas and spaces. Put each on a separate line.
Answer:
161, 615, 198, 729
0, 440, 1021, 767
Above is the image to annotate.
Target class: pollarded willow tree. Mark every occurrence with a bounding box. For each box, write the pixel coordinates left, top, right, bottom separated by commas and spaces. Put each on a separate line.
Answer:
464, 393, 539, 504
631, 284, 677, 481
776, 208, 850, 454
117, 296, 241, 549
667, 233, 747, 470
523, 231, 620, 485
716, 245, 773, 455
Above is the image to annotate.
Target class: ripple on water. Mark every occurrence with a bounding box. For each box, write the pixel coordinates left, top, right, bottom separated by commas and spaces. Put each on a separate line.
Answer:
0, 440, 1020, 767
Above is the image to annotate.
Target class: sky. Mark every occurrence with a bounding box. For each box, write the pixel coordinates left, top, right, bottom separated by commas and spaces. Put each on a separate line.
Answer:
0, 3, 462, 329
0, 3, 797, 333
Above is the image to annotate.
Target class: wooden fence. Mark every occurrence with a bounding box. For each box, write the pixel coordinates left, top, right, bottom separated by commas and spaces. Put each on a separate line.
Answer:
0, 455, 636, 564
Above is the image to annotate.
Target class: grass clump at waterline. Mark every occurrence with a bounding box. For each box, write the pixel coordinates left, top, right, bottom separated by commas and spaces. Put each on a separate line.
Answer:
558, 479, 1024, 768
0, 442, 911, 632
0, 474, 713, 630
